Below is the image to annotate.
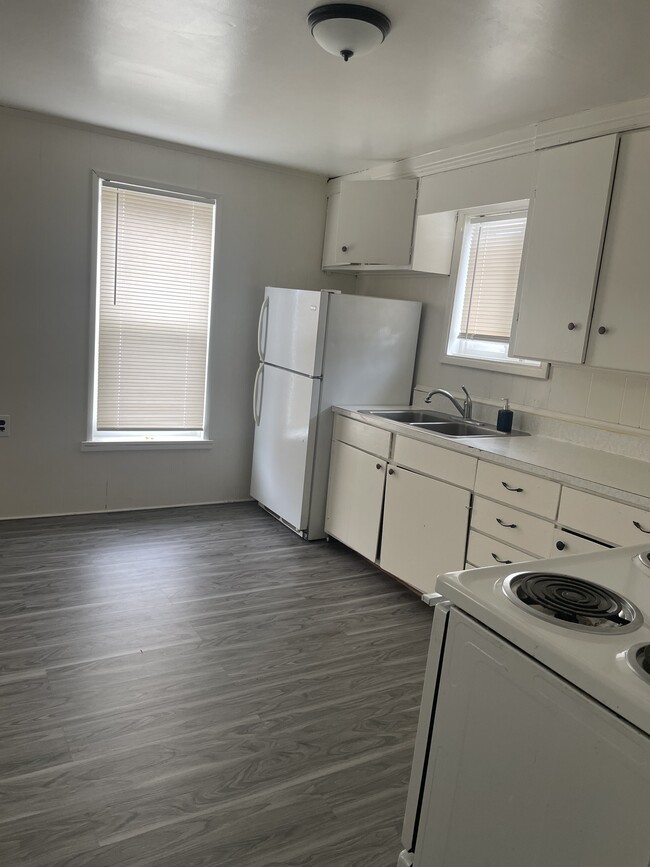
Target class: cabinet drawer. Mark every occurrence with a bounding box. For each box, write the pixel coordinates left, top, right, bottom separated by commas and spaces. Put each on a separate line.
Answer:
467, 531, 540, 569
548, 528, 612, 558
471, 497, 554, 557
393, 435, 477, 489
558, 487, 650, 547
333, 415, 391, 459
474, 462, 560, 519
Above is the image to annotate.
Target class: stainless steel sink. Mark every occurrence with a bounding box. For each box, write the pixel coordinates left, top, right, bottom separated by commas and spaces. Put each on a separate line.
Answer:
361, 408, 528, 438
363, 409, 453, 424
412, 420, 506, 437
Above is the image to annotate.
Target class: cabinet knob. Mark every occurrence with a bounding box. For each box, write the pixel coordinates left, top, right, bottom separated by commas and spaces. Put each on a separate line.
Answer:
556, 540, 566, 551
375, 463, 382, 470
597, 326, 608, 335
388, 468, 395, 475
341, 245, 348, 253
567, 322, 576, 331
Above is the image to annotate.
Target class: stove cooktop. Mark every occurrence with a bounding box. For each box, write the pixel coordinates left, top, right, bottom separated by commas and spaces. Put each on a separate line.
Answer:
434, 544, 650, 736
503, 571, 642, 634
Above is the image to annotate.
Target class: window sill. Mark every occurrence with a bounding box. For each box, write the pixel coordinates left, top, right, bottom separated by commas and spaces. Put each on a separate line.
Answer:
81, 440, 213, 452
442, 354, 550, 379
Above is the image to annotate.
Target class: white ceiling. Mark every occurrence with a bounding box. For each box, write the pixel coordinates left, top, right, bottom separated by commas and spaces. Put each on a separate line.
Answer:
1, 0, 650, 176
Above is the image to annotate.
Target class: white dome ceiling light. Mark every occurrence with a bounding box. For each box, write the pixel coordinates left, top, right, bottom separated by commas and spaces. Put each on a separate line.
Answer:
307, 4, 391, 62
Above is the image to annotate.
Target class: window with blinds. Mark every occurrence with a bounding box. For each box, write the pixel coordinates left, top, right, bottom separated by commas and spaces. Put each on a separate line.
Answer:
445, 203, 546, 377
92, 179, 216, 439
458, 212, 527, 342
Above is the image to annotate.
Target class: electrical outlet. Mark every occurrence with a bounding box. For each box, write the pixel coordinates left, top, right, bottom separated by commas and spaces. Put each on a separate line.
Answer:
0, 415, 10, 437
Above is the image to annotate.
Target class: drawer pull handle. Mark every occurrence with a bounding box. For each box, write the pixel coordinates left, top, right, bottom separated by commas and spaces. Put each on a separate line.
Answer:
492, 553, 513, 564
496, 518, 517, 529
502, 482, 523, 493
633, 520, 650, 534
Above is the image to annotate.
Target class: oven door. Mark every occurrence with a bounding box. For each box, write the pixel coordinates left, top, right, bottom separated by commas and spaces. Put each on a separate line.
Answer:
400, 599, 450, 859
413, 608, 650, 867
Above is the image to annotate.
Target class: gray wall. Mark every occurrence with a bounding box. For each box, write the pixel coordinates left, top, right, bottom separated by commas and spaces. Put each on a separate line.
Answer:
0, 110, 352, 518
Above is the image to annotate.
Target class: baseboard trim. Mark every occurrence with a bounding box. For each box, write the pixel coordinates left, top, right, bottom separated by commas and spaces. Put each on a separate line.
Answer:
0, 498, 254, 523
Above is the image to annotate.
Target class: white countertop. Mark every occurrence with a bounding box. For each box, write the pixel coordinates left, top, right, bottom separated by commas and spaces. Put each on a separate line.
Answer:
334, 405, 650, 510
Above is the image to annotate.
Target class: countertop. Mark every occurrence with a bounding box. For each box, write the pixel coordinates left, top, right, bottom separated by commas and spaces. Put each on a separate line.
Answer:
334, 405, 650, 511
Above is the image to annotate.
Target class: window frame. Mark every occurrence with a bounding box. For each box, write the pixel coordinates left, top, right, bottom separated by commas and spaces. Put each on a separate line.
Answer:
441, 200, 549, 380
84, 172, 218, 449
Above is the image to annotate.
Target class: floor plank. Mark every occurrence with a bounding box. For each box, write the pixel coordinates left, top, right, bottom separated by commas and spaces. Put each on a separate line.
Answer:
0, 503, 432, 865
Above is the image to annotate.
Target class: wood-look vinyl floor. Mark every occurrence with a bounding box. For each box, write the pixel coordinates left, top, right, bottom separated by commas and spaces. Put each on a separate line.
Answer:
0, 502, 433, 866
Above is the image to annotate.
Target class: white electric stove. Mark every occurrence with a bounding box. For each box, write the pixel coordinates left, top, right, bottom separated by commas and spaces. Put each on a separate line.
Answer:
399, 543, 650, 867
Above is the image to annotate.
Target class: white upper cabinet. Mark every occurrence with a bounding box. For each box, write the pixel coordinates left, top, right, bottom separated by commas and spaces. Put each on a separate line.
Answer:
510, 135, 619, 364
586, 129, 650, 374
322, 179, 455, 273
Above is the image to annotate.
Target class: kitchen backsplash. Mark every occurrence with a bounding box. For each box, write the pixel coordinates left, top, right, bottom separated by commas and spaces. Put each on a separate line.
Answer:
412, 383, 650, 463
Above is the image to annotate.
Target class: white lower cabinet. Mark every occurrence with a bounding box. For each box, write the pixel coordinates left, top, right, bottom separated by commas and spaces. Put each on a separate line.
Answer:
471, 496, 555, 557
466, 530, 539, 568
326, 413, 648, 598
549, 528, 611, 557
380, 466, 471, 595
325, 440, 386, 562
558, 487, 650, 547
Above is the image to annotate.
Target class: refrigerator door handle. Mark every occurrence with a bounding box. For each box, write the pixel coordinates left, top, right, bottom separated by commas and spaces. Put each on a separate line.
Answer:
253, 363, 264, 426
257, 296, 270, 361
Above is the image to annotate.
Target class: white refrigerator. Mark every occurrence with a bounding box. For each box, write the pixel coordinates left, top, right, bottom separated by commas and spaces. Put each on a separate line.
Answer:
251, 286, 421, 540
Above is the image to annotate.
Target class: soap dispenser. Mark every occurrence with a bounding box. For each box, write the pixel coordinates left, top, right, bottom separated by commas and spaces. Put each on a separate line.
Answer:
497, 398, 513, 434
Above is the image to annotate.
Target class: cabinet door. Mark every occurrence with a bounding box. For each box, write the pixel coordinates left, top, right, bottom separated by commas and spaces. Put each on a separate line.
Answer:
510, 135, 619, 363
380, 467, 470, 595
322, 192, 342, 269
587, 129, 650, 373
333, 180, 417, 266
324, 441, 386, 561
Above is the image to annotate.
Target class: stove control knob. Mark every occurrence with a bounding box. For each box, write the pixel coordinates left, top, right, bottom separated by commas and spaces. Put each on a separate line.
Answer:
556, 540, 566, 551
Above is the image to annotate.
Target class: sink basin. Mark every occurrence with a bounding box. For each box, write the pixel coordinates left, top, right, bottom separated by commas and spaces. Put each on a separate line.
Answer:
412, 420, 506, 437
361, 408, 528, 438
364, 409, 452, 424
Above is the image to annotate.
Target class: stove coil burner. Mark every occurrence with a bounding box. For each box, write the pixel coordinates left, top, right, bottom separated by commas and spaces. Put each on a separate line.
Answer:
503, 572, 642, 634
627, 645, 650, 684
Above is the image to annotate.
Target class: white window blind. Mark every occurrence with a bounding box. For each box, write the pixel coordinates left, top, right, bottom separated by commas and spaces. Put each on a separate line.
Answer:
458, 212, 527, 342
95, 181, 215, 432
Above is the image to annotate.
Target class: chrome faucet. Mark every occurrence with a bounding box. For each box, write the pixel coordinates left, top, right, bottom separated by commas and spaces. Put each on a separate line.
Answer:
424, 386, 473, 420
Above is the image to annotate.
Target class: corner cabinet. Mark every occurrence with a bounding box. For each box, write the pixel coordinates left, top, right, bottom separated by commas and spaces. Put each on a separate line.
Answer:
510, 134, 619, 364
322, 179, 456, 274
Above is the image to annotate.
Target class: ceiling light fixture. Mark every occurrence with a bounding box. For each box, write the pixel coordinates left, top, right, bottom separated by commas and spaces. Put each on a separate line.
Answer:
307, 4, 391, 62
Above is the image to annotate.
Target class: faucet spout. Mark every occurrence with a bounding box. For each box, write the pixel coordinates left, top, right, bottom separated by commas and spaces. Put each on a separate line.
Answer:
424, 386, 473, 420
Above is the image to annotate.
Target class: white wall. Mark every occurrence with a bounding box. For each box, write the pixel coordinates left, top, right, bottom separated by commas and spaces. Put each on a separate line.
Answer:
0, 110, 353, 519
356, 154, 650, 435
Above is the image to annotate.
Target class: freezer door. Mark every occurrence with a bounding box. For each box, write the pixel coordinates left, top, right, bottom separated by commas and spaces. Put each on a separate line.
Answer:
250, 363, 321, 532
258, 286, 328, 376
